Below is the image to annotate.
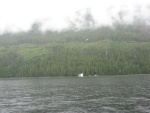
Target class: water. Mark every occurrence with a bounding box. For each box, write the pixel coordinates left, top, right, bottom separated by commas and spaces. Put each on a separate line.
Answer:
0, 75, 150, 113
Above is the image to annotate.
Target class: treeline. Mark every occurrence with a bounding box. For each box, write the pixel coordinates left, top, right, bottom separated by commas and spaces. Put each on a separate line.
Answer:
0, 24, 150, 46
0, 24, 150, 77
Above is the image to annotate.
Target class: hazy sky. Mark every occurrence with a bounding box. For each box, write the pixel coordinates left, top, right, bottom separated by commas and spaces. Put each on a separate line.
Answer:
0, 0, 150, 33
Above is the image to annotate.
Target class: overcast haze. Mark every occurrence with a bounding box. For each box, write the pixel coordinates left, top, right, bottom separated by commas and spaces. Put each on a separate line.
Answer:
0, 0, 150, 34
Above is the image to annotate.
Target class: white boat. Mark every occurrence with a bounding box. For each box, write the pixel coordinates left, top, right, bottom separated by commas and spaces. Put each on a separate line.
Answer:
78, 73, 84, 77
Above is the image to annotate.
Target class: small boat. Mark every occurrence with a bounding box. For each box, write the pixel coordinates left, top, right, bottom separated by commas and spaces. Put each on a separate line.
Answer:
78, 73, 84, 77
94, 74, 98, 76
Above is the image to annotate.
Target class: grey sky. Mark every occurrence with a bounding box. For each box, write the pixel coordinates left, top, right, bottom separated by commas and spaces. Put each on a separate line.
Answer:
0, 0, 150, 33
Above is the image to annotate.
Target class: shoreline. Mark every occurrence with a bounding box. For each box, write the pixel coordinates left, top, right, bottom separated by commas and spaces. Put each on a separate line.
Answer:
0, 74, 150, 79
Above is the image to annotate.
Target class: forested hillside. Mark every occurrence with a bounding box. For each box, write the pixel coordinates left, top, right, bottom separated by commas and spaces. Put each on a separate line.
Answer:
0, 24, 150, 77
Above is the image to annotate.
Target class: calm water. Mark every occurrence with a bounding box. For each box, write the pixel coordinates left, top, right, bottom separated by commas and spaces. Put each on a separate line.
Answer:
0, 75, 150, 113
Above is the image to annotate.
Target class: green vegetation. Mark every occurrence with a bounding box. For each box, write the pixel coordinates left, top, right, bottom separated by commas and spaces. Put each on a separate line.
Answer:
0, 24, 150, 77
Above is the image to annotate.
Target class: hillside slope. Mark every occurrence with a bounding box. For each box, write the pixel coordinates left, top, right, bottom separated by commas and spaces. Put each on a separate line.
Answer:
0, 25, 150, 77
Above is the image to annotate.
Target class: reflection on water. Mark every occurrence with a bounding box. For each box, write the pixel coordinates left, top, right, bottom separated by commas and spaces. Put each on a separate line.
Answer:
0, 75, 150, 113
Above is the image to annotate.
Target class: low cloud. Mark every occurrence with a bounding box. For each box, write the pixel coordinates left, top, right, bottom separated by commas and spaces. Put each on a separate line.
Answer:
66, 8, 96, 30
0, 1, 150, 34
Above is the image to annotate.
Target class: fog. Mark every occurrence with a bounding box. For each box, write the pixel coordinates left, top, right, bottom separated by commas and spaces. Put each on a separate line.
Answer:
0, 0, 150, 34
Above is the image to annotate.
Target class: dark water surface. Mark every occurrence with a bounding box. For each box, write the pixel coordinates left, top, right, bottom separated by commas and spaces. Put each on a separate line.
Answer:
0, 75, 150, 113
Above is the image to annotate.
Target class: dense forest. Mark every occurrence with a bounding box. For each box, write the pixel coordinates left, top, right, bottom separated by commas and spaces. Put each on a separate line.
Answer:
0, 23, 150, 77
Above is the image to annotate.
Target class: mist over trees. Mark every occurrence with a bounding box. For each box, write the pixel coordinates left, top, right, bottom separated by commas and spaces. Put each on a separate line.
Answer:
0, 20, 150, 77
